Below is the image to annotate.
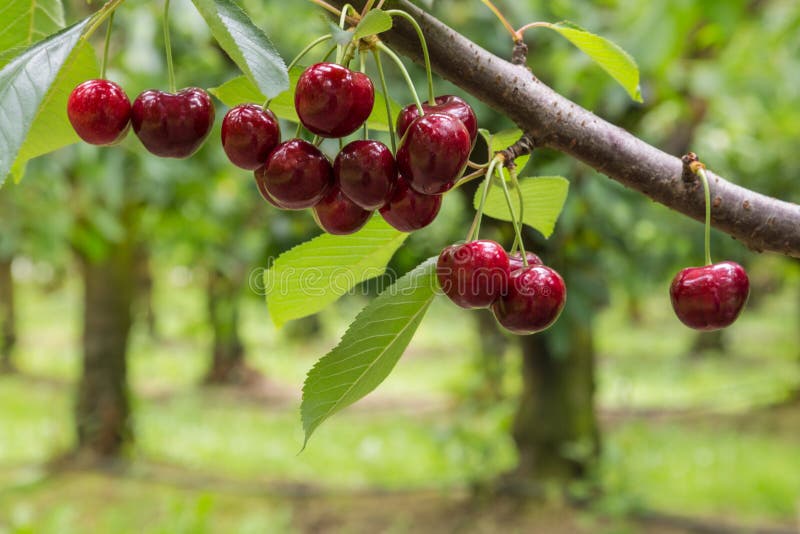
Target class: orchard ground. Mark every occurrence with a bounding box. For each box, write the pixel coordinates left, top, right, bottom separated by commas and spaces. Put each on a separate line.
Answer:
0, 256, 798, 533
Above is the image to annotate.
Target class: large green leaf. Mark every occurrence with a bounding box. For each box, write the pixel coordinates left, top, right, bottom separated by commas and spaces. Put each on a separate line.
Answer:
547, 21, 642, 103
10, 40, 98, 181
0, 17, 89, 186
352, 9, 392, 40
301, 257, 437, 446
190, 0, 288, 99
209, 67, 401, 131
264, 216, 407, 327
0, 0, 65, 60
476, 176, 570, 238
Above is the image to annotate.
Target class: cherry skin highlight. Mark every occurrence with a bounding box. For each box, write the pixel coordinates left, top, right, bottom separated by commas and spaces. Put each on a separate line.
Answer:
253, 172, 289, 208
221, 104, 280, 170
396, 95, 477, 143
669, 261, 749, 330
67, 79, 131, 145
313, 185, 372, 235
255, 139, 332, 210
379, 175, 441, 232
492, 265, 567, 335
334, 140, 397, 210
437, 240, 510, 309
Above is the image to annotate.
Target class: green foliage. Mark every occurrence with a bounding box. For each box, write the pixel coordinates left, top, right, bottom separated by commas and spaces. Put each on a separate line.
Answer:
264, 216, 407, 327
0, 18, 89, 186
209, 67, 401, 131
483, 128, 531, 174
301, 257, 438, 446
476, 176, 569, 238
353, 9, 393, 40
189, 0, 288, 99
546, 21, 642, 103
0, 0, 65, 66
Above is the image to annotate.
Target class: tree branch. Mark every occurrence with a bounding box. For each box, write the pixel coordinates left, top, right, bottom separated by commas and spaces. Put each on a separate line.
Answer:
333, 0, 800, 258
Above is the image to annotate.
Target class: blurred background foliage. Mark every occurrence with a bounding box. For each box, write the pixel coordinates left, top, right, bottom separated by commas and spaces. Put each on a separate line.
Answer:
0, 0, 798, 532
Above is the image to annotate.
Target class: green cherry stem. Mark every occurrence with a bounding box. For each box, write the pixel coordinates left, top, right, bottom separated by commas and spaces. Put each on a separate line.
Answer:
361, 0, 376, 16
294, 121, 304, 138
321, 43, 338, 63
82, 0, 127, 41
265, 33, 333, 110
163, 0, 176, 93
376, 42, 424, 115
372, 49, 396, 152
498, 163, 528, 266
100, 11, 114, 79
466, 157, 500, 242
385, 10, 435, 106
360, 51, 369, 140
509, 164, 524, 240
696, 166, 713, 266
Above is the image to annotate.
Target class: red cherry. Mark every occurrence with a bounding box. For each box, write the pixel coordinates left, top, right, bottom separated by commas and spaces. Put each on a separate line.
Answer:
396, 113, 471, 195
294, 63, 374, 138
669, 261, 749, 330
334, 140, 397, 210
396, 95, 477, 143
379, 175, 441, 232
221, 104, 281, 170
492, 265, 566, 334
255, 139, 332, 210
313, 184, 372, 235
253, 172, 289, 208
508, 251, 543, 270
67, 79, 131, 145
437, 240, 510, 309
131, 87, 215, 158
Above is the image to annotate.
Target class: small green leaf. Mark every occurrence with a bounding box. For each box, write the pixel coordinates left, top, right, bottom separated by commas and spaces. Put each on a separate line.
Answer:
190, 0, 288, 99
327, 21, 354, 46
547, 21, 642, 103
0, 17, 89, 186
0, 0, 65, 58
353, 10, 393, 40
209, 68, 401, 131
301, 257, 437, 447
476, 176, 570, 238
265, 216, 407, 327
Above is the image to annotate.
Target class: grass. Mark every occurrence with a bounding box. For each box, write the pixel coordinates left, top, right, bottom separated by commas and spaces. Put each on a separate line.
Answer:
0, 263, 798, 532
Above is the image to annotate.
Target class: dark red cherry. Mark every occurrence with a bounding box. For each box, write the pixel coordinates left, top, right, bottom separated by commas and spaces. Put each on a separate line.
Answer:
396, 113, 471, 195
67, 79, 131, 145
294, 62, 374, 138
669, 261, 749, 330
396, 95, 477, 143
437, 240, 510, 309
508, 251, 543, 270
492, 265, 566, 335
131, 87, 215, 158
255, 139, 332, 210
334, 140, 397, 210
221, 104, 280, 170
254, 171, 289, 208
313, 184, 372, 235
379, 175, 441, 232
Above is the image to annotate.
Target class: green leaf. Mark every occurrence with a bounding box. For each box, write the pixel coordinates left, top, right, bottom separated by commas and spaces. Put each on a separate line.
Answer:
209, 68, 401, 131
190, 0, 288, 99
353, 10, 392, 40
489, 128, 531, 174
0, 0, 65, 58
265, 216, 407, 327
547, 21, 642, 103
0, 17, 89, 186
476, 176, 570, 238
10, 40, 98, 182
301, 257, 437, 447
327, 21, 354, 46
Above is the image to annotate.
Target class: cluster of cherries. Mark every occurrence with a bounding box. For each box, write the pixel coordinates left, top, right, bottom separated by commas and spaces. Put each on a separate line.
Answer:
437, 240, 566, 334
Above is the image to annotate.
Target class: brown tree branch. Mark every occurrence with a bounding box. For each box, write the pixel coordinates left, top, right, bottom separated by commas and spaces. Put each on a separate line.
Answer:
333, 0, 800, 258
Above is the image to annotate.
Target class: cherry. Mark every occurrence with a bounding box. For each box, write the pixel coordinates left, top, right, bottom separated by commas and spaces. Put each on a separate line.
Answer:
294, 63, 374, 138
255, 139, 332, 210
492, 265, 566, 335
221, 104, 281, 170
396, 113, 471, 195
508, 251, 543, 270
334, 140, 397, 210
437, 240, 510, 309
396, 95, 477, 143
313, 184, 372, 235
67, 79, 131, 145
379, 175, 441, 232
254, 172, 289, 208
131, 87, 215, 158
669, 261, 749, 330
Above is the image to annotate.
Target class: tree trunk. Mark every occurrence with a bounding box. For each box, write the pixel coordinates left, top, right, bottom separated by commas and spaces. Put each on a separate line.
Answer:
474, 309, 507, 402
689, 330, 726, 357
0, 258, 16, 373
204, 268, 250, 385
74, 243, 135, 458
134, 245, 157, 340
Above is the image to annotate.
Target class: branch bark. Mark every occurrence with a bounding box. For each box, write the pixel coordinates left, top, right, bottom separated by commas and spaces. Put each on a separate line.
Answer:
333, 0, 800, 258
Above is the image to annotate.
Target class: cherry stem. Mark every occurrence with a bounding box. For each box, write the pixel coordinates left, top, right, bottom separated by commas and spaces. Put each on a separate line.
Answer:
336, 4, 357, 65
100, 11, 114, 79
696, 166, 713, 266
163, 0, 176, 93
377, 42, 424, 115
360, 51, 369, 140
467, 161, 488, 170
82, 0, 127, 41
372, 49, 396, 152
306, 0, 357, 23
294, 121, 303, 138
466, 158, 499, 242
498, 163, 528, 266
509, 164, 524, 242
386, 10, 435, 106
321, 43, 338, 63
480, 0, 519, 41
361, 0, 376, 17
515, 21, 551, 40
452, 169, 486, 189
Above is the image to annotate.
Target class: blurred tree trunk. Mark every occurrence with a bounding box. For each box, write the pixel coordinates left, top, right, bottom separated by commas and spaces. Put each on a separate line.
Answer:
475, 309, 507, 401
689, 330, 726, 357
74, 239, 135, 458
204, 268, 251, 385
0, 258, 16, 373
134, 245, 158, 340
